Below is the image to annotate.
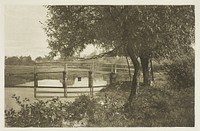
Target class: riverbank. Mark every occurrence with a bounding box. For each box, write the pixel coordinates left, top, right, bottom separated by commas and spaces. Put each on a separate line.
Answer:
93, 82, 194, 127
4, 65, 194, 127
5, 79, 194, 127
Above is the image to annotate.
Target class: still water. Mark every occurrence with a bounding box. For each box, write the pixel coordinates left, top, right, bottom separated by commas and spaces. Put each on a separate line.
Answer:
5, 77, 107, 110
17, 77, 107, 87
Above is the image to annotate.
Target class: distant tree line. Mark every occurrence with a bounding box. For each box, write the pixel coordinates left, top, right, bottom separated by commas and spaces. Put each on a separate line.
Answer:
5, 55, 58, 65
5, 54, 128, 65
5, 56, 35, 65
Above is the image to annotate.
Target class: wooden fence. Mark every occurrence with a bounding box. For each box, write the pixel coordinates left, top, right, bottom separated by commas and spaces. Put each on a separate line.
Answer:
33, 69, 103, 98
5, 61, 134, 98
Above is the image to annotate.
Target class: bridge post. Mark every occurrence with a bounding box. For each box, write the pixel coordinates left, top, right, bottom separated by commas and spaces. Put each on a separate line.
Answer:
63, 64, 67, 97
88, 71, 93, 98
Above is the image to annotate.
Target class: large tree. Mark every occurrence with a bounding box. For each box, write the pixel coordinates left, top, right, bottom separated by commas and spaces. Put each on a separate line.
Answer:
44, 5, 194, 104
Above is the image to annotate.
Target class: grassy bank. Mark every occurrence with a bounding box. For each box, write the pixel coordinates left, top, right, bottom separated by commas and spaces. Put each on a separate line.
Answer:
92, 82, 194, 127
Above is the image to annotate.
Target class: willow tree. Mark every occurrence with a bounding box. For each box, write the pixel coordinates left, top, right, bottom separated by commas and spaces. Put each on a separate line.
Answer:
44, 5, 194, 104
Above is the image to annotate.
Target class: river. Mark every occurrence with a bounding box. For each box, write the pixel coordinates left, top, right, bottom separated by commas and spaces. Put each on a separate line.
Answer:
5, 77, 107, 110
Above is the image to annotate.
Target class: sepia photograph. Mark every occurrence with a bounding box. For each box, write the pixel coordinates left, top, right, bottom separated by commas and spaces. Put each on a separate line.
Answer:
1, 1, 197, 128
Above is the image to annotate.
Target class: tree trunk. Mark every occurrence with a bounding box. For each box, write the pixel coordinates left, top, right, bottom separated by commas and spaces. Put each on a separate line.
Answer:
140, 56, 150, 86
122, 19, 139, 105
150, 58, 154, 82
126, 43, 140, 104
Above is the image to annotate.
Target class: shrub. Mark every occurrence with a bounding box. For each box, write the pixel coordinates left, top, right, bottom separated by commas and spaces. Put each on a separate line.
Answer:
164, 52, 194, 89
5, 94, 96, 127
90, 92, 127, 127
5, 86, 194, 127
64, 95, 96, 123
92, 85, 194, 127
5, 95, 69, 127
129, 87, 194, 126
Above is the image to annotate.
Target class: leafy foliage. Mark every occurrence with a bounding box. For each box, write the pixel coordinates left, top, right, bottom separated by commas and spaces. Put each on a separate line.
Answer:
44, 5, 194, 59
164, 50, 194, 89
35, 55, 53, 62
44, 5, 195, 101
90, 83, 194, 127
5, 85, 194, 127
5, 95, 96, 127
5, 95, 68, 127
64, 95, 96, 122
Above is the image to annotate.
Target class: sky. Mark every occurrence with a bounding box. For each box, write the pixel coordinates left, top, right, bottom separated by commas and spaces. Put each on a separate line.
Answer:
4, 5, 97, 60
5, 5, 50, 59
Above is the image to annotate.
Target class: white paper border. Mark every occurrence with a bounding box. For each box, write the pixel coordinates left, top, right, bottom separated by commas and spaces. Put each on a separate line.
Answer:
0, 0, 199, 131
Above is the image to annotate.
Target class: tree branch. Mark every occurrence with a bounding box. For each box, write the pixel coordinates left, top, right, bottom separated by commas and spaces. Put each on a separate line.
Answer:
104, 7, 116, 21
80, 44, 124, 61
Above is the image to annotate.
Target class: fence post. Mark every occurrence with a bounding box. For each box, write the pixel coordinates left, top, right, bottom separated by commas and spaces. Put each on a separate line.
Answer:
111, 64, 113, 72
90, 61, 95, 72
114, 64, 117, 73
92, 60, 95, 71
88, 71, 93, 98
63, 64, 67, 97
33, 65, 37, 98
34, 73, 38, 98
111, 64, 117, 73
110, 72, 117, 85
110, 64, 117, 85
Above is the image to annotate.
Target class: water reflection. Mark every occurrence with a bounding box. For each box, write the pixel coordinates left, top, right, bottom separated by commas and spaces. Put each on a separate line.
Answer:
6, 77, 107, 110
17, 77, 107, 87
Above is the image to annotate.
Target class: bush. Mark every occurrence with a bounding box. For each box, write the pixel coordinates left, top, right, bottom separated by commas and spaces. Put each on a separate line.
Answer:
90, 92, 127, 127
127, 87, 194, 127
5, 95, 69, 127
5, 95, 96, 127
64, 95, 96, 124
90, 86, 194, 127
164, 52, 194, 89
5, 85, 194, 127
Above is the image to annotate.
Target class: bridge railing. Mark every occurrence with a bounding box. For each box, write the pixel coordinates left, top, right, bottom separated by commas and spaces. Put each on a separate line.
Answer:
5, 61, 134, 87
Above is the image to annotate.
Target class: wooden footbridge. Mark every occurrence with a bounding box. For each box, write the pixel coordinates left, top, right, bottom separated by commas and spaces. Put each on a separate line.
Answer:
5, 61, 134, 98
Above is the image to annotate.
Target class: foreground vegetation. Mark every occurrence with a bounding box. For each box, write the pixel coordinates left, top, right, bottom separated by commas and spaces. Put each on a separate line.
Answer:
5, 81, 194, 127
